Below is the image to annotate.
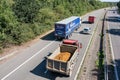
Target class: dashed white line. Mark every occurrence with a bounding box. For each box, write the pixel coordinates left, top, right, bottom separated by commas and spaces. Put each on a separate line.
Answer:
1, 40, 56, 80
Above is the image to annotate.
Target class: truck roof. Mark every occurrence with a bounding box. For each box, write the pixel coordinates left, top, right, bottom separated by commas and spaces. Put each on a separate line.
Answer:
55, 16, 79, 25
63, 39, 78, 45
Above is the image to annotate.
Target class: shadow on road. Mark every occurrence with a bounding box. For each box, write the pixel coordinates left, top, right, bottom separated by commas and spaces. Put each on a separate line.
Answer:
106, 29, 120, 36
115, 59, 120, 68
91, 59, 120, 80
109, 59, 120, 80
82, 21, 90, 24
108, 10, 117, 12
79, 31, 91, 35
91, 65, 115, 80
40, 31, 55, 41
30, 59, 67, 80
105, 16, 120, 23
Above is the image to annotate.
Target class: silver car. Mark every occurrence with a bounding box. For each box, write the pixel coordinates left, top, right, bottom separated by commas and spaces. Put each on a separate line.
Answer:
83, 27, 91, 34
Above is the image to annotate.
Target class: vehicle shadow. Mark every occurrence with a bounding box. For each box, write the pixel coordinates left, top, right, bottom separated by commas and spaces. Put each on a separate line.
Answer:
91, 65, 115, 80
30, 59, 67, 80
106, 29, 120, 36
105, 16, 120, 23
82, 21, 90, 24
79, 31, 91, 35
115, 59, 120, 79
108, 10, 117, 11
40, 31, 55, 41
91, 59, 120, 80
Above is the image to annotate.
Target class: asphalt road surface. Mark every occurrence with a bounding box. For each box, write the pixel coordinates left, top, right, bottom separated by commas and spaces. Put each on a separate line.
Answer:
0, 9, 106, 80
106, 8, 120, 80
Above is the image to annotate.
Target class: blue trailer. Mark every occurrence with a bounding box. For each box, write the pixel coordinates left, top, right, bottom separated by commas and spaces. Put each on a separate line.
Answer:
54, 16, 81, 39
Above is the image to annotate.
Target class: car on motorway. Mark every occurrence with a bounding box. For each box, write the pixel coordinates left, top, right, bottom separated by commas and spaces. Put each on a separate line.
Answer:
82, 27, 91, 34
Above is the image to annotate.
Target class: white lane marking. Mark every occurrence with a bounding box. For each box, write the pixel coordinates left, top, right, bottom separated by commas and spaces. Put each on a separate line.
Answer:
1, 40, 56, 80
0, 51, 17, 61
108, 22, 119, 80
44, 70, 48, 74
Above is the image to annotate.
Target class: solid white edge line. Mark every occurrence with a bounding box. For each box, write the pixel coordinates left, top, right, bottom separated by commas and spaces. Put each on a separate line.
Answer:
107, 22, 119, 80
1, 40, 56, 80
0, 51, 17, 61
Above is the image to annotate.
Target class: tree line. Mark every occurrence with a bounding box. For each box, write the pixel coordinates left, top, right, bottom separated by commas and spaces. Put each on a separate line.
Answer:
117, 1, 120, 11
0, 0, 110, 52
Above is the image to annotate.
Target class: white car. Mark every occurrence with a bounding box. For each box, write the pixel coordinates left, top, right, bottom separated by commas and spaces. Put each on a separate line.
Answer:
83, 27, 91, 34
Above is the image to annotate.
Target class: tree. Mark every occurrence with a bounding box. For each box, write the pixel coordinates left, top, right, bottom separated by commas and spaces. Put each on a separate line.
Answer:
117, 2, 120, 9
0, 0, 19, 47
13, 0, 40, 23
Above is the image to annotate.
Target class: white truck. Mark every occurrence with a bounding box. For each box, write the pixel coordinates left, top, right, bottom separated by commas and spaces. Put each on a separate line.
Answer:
46, 39, 82, 76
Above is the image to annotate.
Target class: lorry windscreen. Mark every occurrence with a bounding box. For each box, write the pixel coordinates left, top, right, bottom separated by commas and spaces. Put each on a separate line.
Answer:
84, 29, 88, 31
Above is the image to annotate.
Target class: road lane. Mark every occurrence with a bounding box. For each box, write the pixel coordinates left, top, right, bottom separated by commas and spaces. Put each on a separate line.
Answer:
0, 39, 58, 79
0, 9, 106, 80
106, 9, 120, 80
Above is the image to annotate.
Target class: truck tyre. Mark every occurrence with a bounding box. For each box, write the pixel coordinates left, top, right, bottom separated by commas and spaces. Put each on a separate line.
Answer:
75, 28, 78, 31
76, 27, 79, 31
69, 35, 71, 38
70, 33, 72, 36
66, 36, 68, 39
56, 37, 63, 40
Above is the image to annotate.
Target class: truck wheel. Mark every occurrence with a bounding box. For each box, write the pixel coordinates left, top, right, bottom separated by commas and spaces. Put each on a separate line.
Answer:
69, 35, 71, 38
56, 37, 59, 40
75, 28, 77, 31
70, 33, 72, 36
56, 37, 62, 40
66, 36, 68, 39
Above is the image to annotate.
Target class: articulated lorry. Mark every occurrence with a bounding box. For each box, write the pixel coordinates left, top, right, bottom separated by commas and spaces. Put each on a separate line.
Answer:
54, 16, 81, 39
46, 39, 82, 76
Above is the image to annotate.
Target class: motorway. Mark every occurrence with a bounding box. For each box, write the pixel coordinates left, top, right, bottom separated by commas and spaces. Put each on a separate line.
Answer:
0, 9, 106, 80
106, 8, 120, 80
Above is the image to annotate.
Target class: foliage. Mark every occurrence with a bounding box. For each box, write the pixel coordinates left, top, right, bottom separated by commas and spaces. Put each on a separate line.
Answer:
117, 1, 120, 12
13, 0, 40, 23
0, 0, 19, 48
0, 0, 110, 51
